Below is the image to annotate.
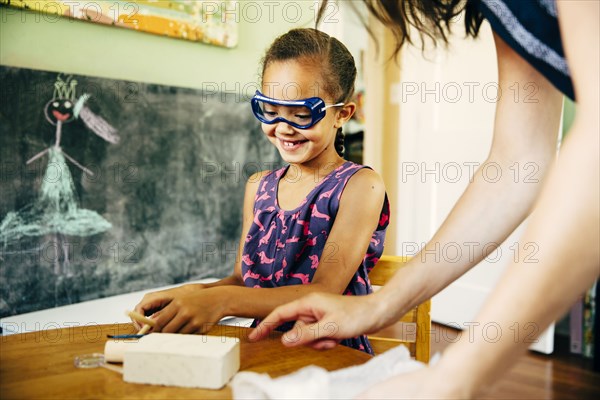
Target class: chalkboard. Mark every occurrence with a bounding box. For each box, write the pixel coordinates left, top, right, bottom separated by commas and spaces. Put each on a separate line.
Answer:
0, 66, 282, 317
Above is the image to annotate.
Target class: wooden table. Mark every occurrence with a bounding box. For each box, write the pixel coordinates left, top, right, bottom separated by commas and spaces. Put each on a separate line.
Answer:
1, 323, 371, 399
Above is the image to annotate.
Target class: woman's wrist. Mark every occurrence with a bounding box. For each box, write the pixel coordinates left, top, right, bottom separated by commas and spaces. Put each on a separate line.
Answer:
370, 286, 414, 331
365, 291, 396, 332
432, 342, 480, 398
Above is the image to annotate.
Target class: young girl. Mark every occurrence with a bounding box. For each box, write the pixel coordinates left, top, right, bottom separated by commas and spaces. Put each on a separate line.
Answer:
133, 28, 390, 354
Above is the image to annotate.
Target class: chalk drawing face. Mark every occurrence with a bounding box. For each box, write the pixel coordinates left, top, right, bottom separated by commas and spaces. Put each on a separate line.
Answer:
44, 98, 76, 125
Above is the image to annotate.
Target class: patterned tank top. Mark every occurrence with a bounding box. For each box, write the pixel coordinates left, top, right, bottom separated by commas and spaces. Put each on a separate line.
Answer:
241, 161, 390, 354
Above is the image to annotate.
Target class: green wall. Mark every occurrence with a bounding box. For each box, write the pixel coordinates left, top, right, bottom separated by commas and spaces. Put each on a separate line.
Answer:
0, 2, 315, 90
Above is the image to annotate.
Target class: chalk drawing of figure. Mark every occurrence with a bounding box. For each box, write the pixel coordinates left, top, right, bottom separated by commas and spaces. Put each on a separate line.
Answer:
0, 74, 119, 274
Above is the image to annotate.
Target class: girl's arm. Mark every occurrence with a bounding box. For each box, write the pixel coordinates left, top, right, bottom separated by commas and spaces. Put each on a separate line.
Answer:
146, 168, 387, 334
215, 168, 387, 317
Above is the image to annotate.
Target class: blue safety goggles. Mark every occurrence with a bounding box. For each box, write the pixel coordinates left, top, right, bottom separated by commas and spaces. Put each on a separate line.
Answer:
251, 91, 344, 129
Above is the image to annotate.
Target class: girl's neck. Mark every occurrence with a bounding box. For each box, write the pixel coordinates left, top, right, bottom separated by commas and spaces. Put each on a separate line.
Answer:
277, 156, 347, 212
288, 156, 347, 183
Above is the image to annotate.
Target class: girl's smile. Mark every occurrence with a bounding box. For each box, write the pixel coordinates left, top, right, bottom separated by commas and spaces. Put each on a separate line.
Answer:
278, 137, 309, 152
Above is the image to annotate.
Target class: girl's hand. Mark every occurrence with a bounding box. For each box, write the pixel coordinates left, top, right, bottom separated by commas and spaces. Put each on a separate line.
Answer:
132, 283, 206, 330
148, 286, 226, 334
249, 292, 384, 349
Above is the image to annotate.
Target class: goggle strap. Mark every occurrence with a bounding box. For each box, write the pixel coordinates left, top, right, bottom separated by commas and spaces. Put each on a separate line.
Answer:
320, 102, 345, 112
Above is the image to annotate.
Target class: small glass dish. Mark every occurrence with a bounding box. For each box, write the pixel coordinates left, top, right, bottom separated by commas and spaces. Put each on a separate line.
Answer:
74, 353, 105, 369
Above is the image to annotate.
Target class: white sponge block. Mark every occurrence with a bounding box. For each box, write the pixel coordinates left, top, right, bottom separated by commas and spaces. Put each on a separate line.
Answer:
123, 333, 240, 389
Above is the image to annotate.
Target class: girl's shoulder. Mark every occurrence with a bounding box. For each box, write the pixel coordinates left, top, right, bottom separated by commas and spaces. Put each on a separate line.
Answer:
330, 161, 384, 188
318, 162, 386, 209
342, 165, 386, 196
335, 162, 387, 206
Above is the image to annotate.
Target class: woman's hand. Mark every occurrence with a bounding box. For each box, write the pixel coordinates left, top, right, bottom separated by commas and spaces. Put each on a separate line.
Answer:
248, 291, 385, 349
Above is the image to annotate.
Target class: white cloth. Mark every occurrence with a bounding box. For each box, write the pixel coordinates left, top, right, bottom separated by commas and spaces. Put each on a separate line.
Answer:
231, 345, 427, 399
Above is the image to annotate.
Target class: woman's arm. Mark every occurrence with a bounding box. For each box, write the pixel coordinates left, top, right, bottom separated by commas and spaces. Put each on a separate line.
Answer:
360, 2, 600, 398
420, 2, 600, 396
251, 27, 565, 345
373, 31, 565, 324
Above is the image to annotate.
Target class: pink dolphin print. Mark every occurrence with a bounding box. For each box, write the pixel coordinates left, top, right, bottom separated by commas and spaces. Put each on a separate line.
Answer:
286, 236, 300, 243
296, 236, 318, 260
243, 269, 260, 281
259, 222, 277, 246
310, 204, 330, 221
257, 251, 275, 264
275, 259, 287, 282
379, 212, 389, 227
296, 219, 312, 236
309, 254, 319, 269
288, 272, 310, 284
317, 184, 338, 201
364, 251, 376, 259
253, 210, 265, 231
335, 165, 354, 179
277, 211, 287, 234
256, 191, 271, 202
260, 180, 269, 193
242, 254, 255, 266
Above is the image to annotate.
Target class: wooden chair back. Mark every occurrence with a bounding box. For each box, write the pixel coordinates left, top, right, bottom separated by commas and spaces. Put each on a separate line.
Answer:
367, 255, 431, 363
